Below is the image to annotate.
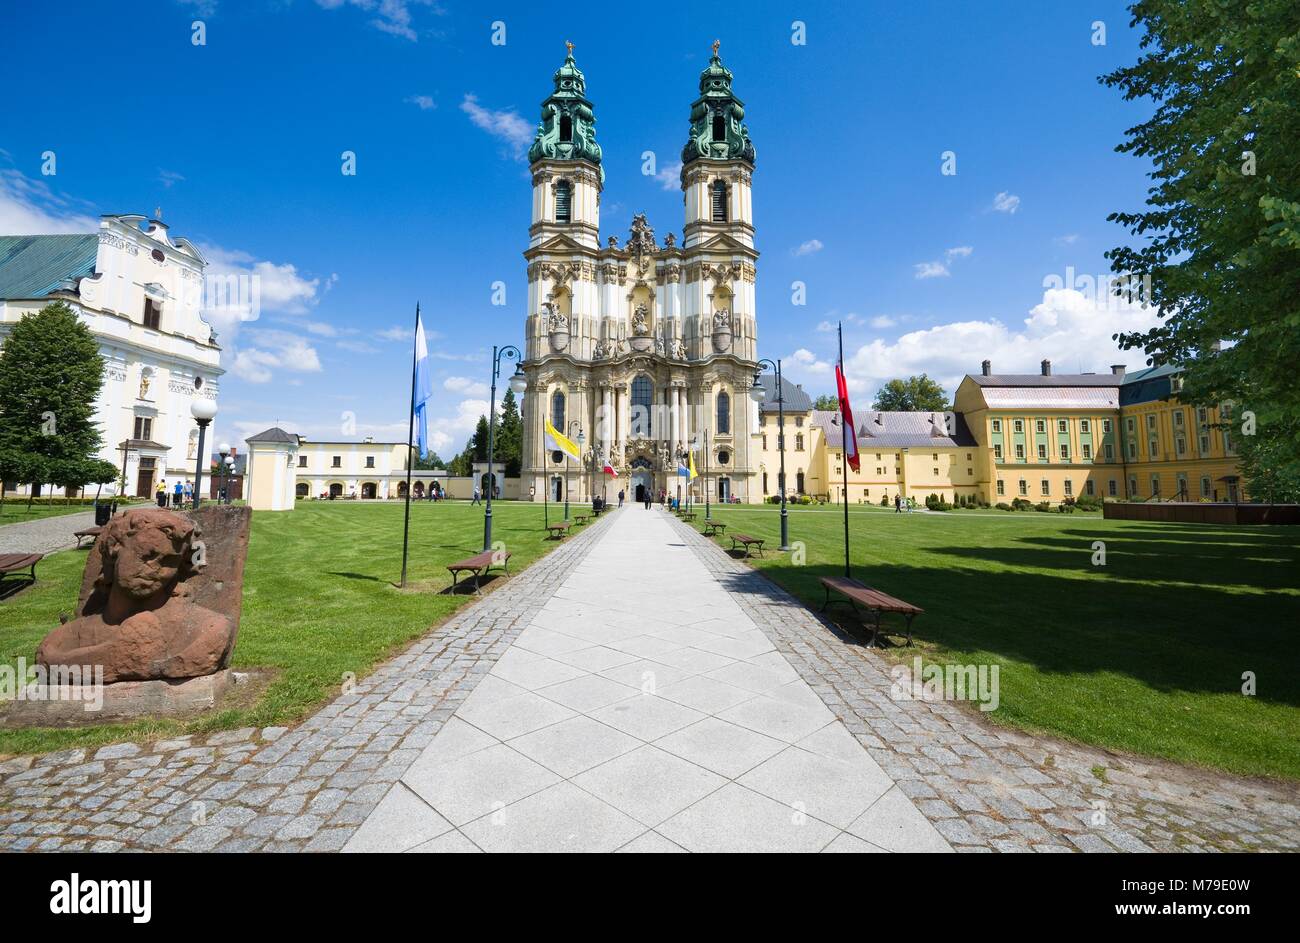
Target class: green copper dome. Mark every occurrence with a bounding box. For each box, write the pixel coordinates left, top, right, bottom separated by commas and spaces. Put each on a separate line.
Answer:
528, 43, 603, 177
681, 41, 755, 167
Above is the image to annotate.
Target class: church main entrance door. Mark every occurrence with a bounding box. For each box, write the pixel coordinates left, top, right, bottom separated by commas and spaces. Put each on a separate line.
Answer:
631, 467, 652, 504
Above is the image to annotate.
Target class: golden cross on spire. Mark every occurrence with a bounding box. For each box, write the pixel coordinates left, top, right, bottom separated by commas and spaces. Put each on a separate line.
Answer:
565, 40, 574, 56
712, 39, 720, 56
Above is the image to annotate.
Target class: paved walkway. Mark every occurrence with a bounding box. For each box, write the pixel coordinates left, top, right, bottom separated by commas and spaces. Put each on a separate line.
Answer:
0, 510, 95, 556
343, 507, 949, 852
2, 504, 1297, 852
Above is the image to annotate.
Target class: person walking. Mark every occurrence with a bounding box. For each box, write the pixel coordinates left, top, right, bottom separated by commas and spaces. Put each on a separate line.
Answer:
894, 494, 902, 514
618, 489, 624, 507
173, 480, 183, 508
184, 480, 194, 507
471, 485, 482, 506
155, 480, 167, 508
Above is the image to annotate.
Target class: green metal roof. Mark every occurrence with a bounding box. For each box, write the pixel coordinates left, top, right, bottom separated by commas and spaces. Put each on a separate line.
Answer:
0, 234, 98, 300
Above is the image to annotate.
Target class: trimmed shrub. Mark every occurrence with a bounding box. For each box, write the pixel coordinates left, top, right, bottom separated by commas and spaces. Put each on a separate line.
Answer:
995, 502, 1013, 511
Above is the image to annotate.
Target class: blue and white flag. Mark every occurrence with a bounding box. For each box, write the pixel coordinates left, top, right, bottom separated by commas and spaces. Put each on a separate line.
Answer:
413, 308, 433, 458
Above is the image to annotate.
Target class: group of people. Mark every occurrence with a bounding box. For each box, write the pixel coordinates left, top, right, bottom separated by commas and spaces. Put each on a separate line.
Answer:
155, 479, 195, 508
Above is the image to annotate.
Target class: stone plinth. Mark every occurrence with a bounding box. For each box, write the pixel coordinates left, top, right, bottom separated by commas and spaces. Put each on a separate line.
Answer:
5, 670, 232, 725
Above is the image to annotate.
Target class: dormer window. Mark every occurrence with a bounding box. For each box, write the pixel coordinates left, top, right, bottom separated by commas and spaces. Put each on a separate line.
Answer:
559, 114, 573, 143
555, 181, 572, 223
712, 113, 726, 142
143, 297, 161, 330
711, 180, 728, 222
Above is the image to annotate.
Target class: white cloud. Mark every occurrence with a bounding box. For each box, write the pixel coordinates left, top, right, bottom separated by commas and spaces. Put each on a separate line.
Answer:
377, 325, 413, 341
0, 167, 99, 234
230, 329, 323, 383
653, 159, 682, 192
443, 376, 489, 397
787, 348, 832, 375
405, 94, 436, 110
337, 339, 379, 354
1054, 233, 1079, 246
314, 0, 439, 42
158, 169, 185, 189
839, 287, 1161, 395
460, 94, 533, 160
914, 261, 949, 279
945, 246, 973, 260
793, 239, 824, 257
992, 191, 1021, 214
869, 315, 897, 329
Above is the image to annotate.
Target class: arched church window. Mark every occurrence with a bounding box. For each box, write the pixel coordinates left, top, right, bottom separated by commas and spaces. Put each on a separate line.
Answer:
559, 115, 573, 143
712, 113, 726, 142
631, 374, 653, 436
711, 180, 728, 222
551, 390, 566, 430
716, 391, 731, 434
555, 181, 572, 223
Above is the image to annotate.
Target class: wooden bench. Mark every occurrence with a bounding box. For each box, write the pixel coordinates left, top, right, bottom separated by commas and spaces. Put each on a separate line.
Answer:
703, 520, 726, 537
819, 576, 923, 647
574, 513, 590, 525
74, 526, 102, 548
0, 553, 44, 583
446, 550, 512, 595
546, 521, 572, 540
680, 512, 697, 523
729, 533, 763, 557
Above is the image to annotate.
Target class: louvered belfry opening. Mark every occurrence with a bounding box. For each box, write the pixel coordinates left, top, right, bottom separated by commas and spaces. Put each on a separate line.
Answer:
555, 181, 572, 222
711, 180, 727, 221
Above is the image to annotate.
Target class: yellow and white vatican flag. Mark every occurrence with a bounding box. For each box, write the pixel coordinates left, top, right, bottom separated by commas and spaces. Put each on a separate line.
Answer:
544, 418, 582, 462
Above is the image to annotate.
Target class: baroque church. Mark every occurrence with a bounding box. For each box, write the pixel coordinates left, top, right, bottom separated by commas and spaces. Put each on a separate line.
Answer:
520, 42, 762, 505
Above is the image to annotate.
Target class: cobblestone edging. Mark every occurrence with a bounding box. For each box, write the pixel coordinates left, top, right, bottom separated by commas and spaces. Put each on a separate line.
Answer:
0, 510, 97, 556
663, 512, 1300, 853
0, 511, 618, 852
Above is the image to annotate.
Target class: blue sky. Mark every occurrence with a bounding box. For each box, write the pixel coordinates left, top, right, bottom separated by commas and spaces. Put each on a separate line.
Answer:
0, 0, 1159, 455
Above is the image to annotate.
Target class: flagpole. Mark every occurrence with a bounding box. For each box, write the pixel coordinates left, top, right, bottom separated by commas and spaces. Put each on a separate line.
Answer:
400, 302, 420, 588
839, 322, 851, 579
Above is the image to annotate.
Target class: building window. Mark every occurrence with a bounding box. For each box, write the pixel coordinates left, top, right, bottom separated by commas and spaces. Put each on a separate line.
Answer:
1104, 443, 1114, 461
996, 480, 1005, 496
717, 450, 730, 465
1199, 434, 1210, 454
366, 456, 375, 468
795, 433, 804, 451
1041, 479, 1050, 496
551, 390, 566, 431
1013, 419, 1024, 434
143, 298, 161, 330
1015, 444, 1025, 460
1129, 475, 1138, 497
795, 416, 804, 427
1082, 443, 1092, 460
1151, 475, 1161, 496
554, 181, 572, 223
933, 468, 939, 476
762, 434, 767, 449
132, 416, 153, 440
762, 472, 768, 493
1175, 436, 1186, 456
1065, 479, 1074, 496
1173, 410, 1184, 428
1059, 443, 1069, 461
559, 114, 573, 143
796, 471, 805, 494
332, 456, 341, 468
1224, 431, 1233, 454
298, 455, 307, 468
1147, 414, 1157, 431
994, 444, 1003, 460
1148, 437, 1159, 458
1108, 479, 1117, 497
1037, 444, 1047, 460
1018, 479, 1028, 496
711, 180, 728, 222
716, 390, 731, 434
1126, 417, 1136, 434
1057, 419, 1068, 434
1080, 419, 1091, 433
1085, 479, 1094, 496
1200, 476, 1211, 498
1177, 473, 1188, 498
1036, 419, 1046, 434
1127, 441, 1137, 461
712, 112, 726, 142
1102, 419, 1112, 433
631, 375, 652, 434
991, 419, 1002, 433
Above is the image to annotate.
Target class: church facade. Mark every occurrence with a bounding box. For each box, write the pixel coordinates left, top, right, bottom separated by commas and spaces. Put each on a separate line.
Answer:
519, 43, 763, 505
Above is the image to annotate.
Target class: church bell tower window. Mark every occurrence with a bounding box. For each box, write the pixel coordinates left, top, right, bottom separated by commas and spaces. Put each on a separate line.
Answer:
555, 181, 572, 223
551, 391, 566, 430
559, 114, 573, 143
711, 180, 728, 222
712, 113, 726, 142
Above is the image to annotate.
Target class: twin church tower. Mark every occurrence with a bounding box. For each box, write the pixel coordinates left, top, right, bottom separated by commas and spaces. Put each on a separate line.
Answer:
520, 41, 762, 504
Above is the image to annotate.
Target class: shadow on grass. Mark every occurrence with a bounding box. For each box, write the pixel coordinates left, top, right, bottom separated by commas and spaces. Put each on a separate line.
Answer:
740, 557, 1300, 708
0, 578, 35, 602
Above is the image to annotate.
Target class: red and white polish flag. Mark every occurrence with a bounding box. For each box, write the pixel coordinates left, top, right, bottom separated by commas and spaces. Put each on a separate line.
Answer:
835, 363, 860, 473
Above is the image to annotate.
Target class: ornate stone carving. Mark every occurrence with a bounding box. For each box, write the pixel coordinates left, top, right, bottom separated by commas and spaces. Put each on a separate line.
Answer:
629, 303, 652, 352
664, 262, 682, 283
544, 301, 570, 352
37, 507, 250, 685
671, 338, 688, 360
627, 213, 657, 274
711, 308, 733, 352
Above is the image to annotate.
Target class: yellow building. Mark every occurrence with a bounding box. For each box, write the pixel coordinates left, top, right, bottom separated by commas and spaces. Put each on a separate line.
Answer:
750, 359, 1244, 506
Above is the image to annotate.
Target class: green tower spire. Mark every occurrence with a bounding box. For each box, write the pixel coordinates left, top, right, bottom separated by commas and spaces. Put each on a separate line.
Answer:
681, 40, 756, 167
528, 41, 603, 177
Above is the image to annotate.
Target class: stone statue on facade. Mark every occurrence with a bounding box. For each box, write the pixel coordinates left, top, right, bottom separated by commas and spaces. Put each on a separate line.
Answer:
672, 338, 688, 360
631, 303, 650, 336
713, 308, 732, 332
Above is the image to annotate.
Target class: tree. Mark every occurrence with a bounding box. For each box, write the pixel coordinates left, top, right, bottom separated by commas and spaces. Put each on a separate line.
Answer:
0, 301, 108, 501
412, 451, 446, 471
871, 375, 950, 412
1102, 0, 1300, 500
812, 394, 839, 411
497, 389, 523, 476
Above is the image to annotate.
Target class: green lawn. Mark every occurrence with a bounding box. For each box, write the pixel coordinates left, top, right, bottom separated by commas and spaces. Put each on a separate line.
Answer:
700, 504, 1300, 780
0, 499, 147, 525
0, 500, 570, 756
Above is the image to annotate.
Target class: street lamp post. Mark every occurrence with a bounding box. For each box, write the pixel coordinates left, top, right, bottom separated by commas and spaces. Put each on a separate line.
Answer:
218, 442, 230, 504
483, 345, 527, 552
190, 399, 217, 509
752, 360, 790, 550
